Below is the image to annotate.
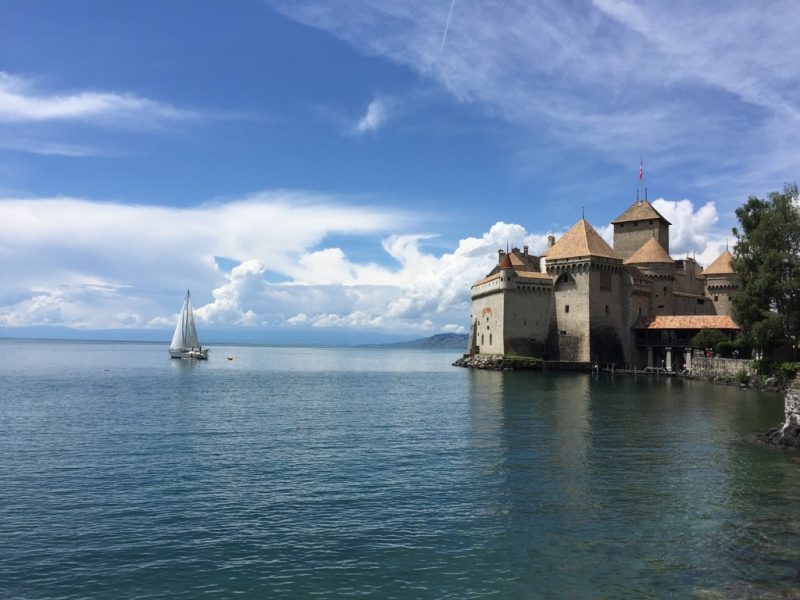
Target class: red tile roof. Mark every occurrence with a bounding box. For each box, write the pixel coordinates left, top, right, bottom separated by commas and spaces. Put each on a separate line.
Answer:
635, 315, 739, 330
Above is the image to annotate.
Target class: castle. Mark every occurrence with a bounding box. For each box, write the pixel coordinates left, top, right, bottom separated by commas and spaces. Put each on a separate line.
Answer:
467, 198, 740, 371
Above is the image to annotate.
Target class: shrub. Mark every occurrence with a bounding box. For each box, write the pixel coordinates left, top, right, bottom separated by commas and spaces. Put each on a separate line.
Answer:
734, 368, 751, 385
715, 340, 736, 357
778, 362, 800, 379
692, 328, 728, 351
754, 358, 776, 376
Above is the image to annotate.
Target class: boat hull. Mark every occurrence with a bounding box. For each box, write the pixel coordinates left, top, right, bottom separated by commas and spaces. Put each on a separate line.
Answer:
169, 348, 209, 360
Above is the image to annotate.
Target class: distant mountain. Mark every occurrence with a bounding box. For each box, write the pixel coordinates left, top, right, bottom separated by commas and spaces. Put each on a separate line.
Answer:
369, 333, 469, 349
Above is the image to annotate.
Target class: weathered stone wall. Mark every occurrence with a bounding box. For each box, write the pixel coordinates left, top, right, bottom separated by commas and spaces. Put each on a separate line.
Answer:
551, 269, 591, 362
705, 279, 738, 317
672, 293, 714, 316
691, 355, 754, 378
588, 265, 627, 364
503, 286, 552, 357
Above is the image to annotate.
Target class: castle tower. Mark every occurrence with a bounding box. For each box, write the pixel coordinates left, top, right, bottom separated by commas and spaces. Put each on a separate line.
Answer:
623, 237, 676, 315
611, 199, 671, 260
702, 249, 739, 316
544, 219, 628, 364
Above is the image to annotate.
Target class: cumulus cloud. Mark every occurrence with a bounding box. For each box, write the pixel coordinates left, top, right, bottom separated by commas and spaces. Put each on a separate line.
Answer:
0, 190, 725, 335
354, 98, 387, 134
190, 220, 555, 333
652, 198, 719, 256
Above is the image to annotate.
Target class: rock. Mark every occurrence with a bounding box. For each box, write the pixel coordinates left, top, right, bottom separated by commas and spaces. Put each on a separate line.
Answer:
765, 376, 779, 387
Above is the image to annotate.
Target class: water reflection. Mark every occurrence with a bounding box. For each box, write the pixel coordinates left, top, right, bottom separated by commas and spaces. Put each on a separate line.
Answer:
465, 370, 796, 595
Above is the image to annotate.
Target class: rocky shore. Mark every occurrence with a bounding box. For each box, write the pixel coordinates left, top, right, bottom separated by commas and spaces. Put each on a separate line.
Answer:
764, 373, 800, 448
452, 355, 543, 371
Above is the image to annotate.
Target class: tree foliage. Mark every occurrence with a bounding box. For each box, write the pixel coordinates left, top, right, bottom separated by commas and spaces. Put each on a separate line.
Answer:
692, 328, 728, 350
732, 183, 800, 357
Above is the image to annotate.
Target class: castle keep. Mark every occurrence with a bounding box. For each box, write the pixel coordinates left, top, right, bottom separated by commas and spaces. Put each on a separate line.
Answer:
468, 198, 740, 370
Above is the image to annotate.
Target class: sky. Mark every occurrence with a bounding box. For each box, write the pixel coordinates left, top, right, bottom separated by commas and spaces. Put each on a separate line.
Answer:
1, 0, 799, 343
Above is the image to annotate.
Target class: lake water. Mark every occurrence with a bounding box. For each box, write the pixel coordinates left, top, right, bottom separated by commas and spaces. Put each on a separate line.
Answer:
1, 340, 799, 598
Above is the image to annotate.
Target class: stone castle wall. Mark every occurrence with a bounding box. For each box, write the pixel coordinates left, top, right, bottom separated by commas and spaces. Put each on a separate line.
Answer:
551, 269, 591, 362
470, 291, 505, 355
503, 287, 552, 357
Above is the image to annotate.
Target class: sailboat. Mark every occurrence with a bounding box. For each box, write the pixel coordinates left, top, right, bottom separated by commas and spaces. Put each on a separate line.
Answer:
169, 290, 209, 359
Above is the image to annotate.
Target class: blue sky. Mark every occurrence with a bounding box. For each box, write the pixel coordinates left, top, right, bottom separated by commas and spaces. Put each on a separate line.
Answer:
1, 0, 798, 342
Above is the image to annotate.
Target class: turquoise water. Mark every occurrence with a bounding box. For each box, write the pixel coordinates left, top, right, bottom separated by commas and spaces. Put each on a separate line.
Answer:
1, 340, 798, 598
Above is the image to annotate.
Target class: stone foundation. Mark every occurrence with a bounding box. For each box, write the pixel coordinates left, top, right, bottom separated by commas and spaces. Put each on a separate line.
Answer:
453, 355, 542, 371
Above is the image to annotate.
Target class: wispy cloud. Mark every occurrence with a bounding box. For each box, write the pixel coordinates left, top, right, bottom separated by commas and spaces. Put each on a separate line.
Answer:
269, 0, 800, 200
0, 71, 195, 126
354, 98, 388, 134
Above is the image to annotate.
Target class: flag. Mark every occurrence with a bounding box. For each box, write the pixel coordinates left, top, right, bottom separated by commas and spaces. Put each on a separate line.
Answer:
639, 160, 643, 182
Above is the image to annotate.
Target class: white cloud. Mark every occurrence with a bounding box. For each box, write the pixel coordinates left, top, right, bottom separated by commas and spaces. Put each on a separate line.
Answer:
0, 71, 194, 125
354, 98, 387, 134
652, 198, 719, 256
0, 190, 726, 335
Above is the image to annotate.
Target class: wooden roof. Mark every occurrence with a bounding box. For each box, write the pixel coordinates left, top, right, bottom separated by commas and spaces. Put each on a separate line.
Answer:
635, 315, 739, 330
703, 250, 735, 275
544, 219, 620, 261
611, 199, 671, 225
623, 237, 674, 265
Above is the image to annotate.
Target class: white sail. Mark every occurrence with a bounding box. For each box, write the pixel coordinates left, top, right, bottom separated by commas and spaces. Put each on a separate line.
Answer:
184, 293, 200, 349
170, 296, 188, 350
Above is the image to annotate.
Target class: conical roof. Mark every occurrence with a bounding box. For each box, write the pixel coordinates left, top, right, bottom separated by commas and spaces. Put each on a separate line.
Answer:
545, 219, 619, 260
499, 252, 513, 269
623, 237, 674, 265
703, 249, 735, 275
611, 199, 671, 225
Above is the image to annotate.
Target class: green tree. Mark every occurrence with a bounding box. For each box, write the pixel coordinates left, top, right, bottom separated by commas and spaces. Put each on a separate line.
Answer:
692, 328, 728, 351
732, 183, 800, 358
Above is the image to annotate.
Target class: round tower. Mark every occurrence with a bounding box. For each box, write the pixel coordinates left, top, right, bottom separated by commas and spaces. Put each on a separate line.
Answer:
702, 249, 739, 316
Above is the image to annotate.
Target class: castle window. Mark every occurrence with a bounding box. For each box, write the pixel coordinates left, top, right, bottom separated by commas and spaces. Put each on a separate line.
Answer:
697, 299, 704, 305
649, 220, 653, 225
658, 305, 664, 309
714, 295, 719, 301
481, 334, 484, 345
605, 305, 609, 314
638, 307, 642, 316
565, 305, 570, 313
489, 334, 493, 345
663, 286, 667, 293
560, 330, 567, 335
